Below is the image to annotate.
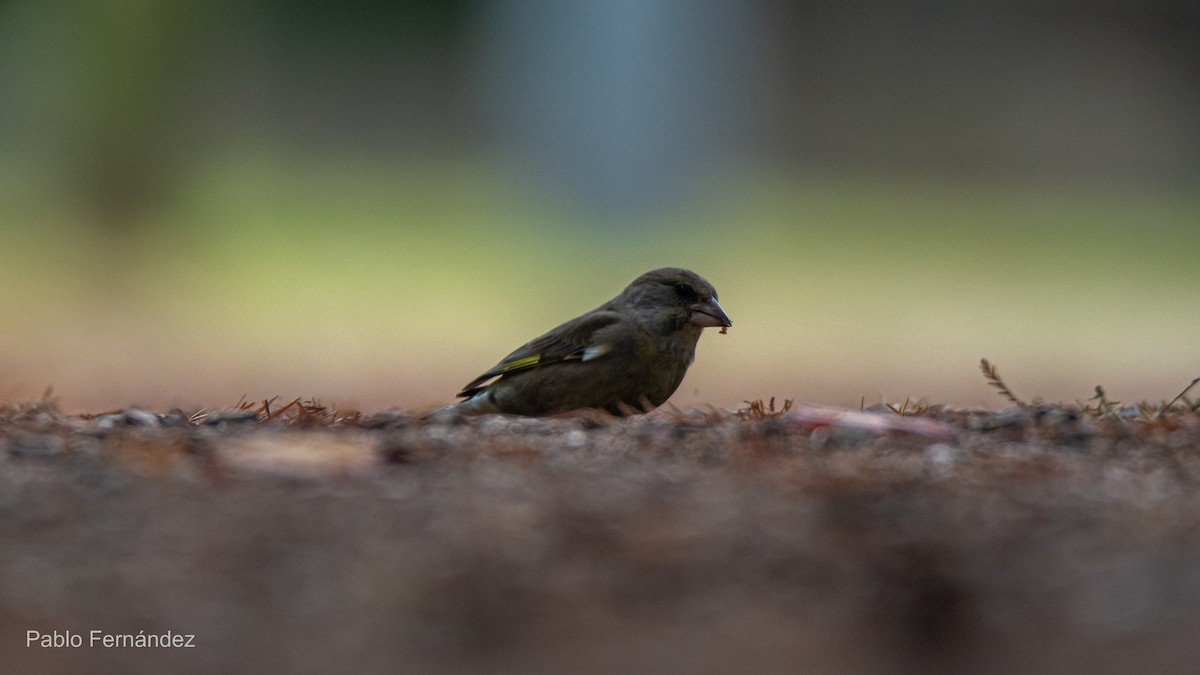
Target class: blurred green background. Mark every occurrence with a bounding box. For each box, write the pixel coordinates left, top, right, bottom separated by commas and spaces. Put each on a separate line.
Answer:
1, 0, 1197, 412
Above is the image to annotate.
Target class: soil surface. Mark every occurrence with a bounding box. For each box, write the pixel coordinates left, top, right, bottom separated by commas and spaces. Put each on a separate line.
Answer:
3, 399, 1200, 675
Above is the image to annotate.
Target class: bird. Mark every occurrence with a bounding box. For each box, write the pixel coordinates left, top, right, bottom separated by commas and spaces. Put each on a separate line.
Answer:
451, 267, 731, 416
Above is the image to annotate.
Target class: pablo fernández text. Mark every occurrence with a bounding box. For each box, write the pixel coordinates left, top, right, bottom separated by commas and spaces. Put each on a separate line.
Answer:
27, 630, 196, 648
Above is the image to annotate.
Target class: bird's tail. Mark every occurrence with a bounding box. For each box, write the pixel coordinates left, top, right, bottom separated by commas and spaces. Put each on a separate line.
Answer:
424, 392, 501, 419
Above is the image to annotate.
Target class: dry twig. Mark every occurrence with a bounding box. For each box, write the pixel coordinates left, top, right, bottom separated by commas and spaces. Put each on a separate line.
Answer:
980, 358, 1026, 407
1161, 377, 1200, 419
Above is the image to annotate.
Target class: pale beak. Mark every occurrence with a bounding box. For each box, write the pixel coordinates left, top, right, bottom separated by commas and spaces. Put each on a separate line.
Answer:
689, 299, 732, 328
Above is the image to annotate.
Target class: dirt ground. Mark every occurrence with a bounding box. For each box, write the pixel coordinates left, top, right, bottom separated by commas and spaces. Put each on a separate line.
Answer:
3, 397, 1200, 675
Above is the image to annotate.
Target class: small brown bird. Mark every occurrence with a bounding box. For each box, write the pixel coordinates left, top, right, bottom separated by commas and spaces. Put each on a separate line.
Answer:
452, 267, 731, 415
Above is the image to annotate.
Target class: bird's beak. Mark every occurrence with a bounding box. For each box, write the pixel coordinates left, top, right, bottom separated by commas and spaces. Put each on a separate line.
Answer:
689, 299, 732, 329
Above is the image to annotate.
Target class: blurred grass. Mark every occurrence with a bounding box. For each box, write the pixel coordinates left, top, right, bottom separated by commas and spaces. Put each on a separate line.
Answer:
2, 151, 1198, 410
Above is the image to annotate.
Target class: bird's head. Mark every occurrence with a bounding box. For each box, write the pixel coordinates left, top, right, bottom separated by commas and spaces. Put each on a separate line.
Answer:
618, 267, 731, 332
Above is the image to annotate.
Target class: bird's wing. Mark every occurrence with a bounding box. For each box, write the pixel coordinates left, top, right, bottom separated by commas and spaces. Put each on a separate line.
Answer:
456, 310, 623, 399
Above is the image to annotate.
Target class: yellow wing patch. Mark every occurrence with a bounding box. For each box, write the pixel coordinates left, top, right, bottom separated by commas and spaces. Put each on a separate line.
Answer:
495, 354, 541, 374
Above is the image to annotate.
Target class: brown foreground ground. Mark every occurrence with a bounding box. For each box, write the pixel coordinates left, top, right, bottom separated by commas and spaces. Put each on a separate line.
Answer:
2, 396, 1200, 675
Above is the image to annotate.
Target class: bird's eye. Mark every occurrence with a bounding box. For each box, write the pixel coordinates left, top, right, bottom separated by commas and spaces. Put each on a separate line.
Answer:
673, 283, 698, 301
